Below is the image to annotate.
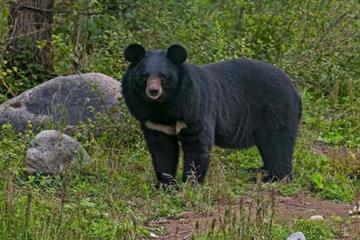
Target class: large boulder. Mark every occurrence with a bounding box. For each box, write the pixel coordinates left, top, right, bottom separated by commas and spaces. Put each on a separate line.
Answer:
0, 73, 121, 131
26, 130, 90, 174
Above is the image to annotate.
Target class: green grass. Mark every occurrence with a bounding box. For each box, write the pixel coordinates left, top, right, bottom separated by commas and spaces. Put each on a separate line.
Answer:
0, 94, 360, 239
1, 0, 359, 238
292, 219, 335, 240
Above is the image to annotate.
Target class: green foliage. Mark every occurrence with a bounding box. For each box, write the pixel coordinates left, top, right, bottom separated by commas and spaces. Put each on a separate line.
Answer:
304, 93, 360, 147
1, 0, 360, 101
293, 219, 335, 240
270, 92, 359, 201
193, 187, 289, 240
0, 0, 360, 239
0, 93, 359, 239
0, 124, 31, 174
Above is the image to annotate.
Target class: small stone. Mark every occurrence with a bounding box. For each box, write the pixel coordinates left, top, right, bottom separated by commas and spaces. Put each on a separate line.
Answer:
347, 204, 360, 215
25, 130, 90, 174
310, 215, 324, 221
149, 232, 158, 239
287, 232, 306, 240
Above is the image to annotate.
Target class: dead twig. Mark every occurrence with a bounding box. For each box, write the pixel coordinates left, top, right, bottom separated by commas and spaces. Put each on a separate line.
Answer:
0, 77, 16, 97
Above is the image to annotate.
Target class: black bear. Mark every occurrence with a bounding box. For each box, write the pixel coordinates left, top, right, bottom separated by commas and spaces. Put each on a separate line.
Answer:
122, 44, 302, 185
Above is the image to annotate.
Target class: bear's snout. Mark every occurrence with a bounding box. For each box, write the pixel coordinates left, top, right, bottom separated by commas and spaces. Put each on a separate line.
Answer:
146, 77, 163, 100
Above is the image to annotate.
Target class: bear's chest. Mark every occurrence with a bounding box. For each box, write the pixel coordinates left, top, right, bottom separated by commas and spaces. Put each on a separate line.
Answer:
148, 105, 177, 125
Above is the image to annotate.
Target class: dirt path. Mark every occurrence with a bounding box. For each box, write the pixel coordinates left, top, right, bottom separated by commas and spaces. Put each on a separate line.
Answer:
149, 193, 360, 240
277, 194, 360, 240
149, 142, 360, 239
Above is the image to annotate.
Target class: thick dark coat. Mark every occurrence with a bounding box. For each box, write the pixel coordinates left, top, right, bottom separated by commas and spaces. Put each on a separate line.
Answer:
122, 44, 302, 185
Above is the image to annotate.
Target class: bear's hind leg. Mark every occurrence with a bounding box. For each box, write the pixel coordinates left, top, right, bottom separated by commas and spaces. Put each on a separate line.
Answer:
142, 126, 179, 187
255, 130, 296, 182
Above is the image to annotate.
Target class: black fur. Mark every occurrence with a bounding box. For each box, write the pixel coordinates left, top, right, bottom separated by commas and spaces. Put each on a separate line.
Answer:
122, 44, 302, 185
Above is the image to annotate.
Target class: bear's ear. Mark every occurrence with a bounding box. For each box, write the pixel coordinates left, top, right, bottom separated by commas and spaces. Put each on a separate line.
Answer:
124, 44, 145, 63
167, 44, 187, 65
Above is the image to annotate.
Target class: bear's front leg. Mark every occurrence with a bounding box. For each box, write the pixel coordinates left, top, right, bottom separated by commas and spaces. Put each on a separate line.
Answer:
142, 126, 179, 187
182, 148, 211, 184
180, 131, 212, 184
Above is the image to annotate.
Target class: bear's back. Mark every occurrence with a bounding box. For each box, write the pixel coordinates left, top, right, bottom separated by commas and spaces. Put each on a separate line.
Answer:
198, 59, 299, 106
196, 59, 301, 149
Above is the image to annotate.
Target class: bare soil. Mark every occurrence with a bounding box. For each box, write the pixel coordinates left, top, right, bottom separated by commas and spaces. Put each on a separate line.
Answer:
148, 142, 360, 240
148, 193, 360, 240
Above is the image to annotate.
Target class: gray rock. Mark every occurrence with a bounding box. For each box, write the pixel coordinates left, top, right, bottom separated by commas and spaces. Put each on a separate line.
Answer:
287, 232, 306, 240
25, 130, 90, 174
0, 73, 121, 131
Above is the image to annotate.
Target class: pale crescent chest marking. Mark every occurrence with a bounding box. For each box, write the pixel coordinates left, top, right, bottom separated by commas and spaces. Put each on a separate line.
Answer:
145, 121, 188, 135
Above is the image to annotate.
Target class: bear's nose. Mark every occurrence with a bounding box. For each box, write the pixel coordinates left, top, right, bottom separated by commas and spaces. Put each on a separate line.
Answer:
148, 87, 159, 97
146, 77, 163, 100
146, 85, 162, 99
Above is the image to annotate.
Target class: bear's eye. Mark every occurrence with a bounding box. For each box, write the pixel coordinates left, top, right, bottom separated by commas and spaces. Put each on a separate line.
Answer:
159, 73, 167, 79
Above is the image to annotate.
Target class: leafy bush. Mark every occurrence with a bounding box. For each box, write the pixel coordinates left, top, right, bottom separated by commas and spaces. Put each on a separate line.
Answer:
1, 0, 359, 102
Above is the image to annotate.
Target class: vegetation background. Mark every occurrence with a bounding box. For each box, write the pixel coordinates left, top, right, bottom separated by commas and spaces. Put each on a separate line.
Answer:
0, 0, 360, 239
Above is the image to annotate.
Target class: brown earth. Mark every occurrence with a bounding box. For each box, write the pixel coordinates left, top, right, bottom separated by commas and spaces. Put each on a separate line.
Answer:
148, 193, 360, 240
148, 142, 360, 240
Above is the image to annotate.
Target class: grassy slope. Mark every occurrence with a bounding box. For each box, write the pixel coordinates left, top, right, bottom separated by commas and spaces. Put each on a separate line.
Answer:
0, 93, 359, 240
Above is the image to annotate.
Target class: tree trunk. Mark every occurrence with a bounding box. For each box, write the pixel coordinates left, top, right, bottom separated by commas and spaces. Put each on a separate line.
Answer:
6, 0, 54, 80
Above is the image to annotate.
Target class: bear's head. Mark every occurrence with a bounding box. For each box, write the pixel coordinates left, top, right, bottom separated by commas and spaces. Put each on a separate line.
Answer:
123, 44, 187, 103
